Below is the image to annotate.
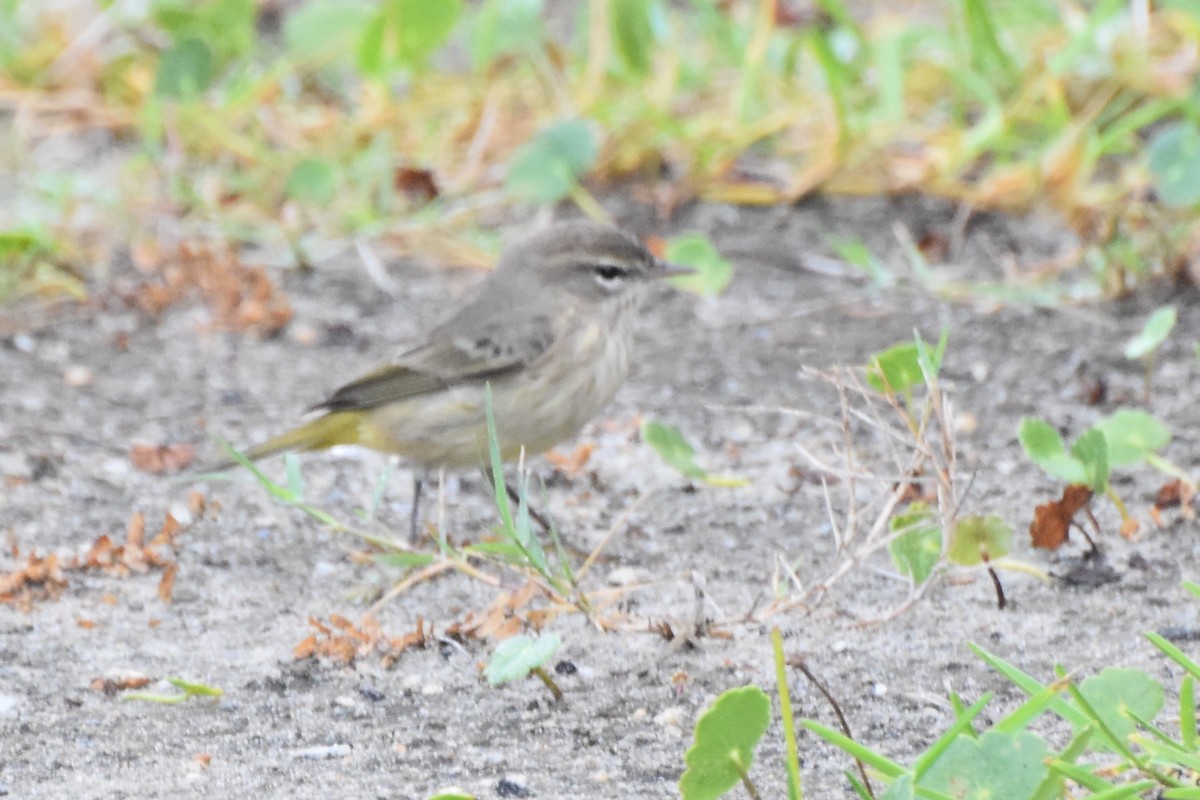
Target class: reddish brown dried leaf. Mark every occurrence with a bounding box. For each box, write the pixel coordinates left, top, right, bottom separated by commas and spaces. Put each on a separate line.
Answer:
0, 551, 68, 603
1120, 517, 1140, 540
130, 443, 196, 474
643, 235, 667, 259
1030, 485, 1093, 550
393, 167, 439, 201
294, 635, 318, 659
380, 617, 430, 668
90, 673, 151, 694
916, 230, 951, 263
325, 637, 357, 665
1155, 479, 1194, 513
85, 535, 116, 568
158, 562, 177, 602
126, 512, 146, 548
150, 513, 181, 548
544, 442, 595, 477
127, 243, 292, 336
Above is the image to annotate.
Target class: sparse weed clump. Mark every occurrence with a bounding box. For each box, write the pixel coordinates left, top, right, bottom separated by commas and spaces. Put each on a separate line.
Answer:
4, 1, 1200, 301
683, 582, 1200, 799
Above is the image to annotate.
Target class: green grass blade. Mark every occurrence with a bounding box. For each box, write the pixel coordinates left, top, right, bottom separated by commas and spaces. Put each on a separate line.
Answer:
772, 629, 803, 800
911, 693, 994, 779
1183, 675, 1197, 751
1146, 632, 1200, 683
800, 719, 905, 777
969, 643, 1087, 726
484, 383, 515, 531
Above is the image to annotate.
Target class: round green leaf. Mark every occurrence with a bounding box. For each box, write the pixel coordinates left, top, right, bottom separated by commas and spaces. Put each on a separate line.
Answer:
154, 38, 215, 98
1147, 122, 1200, 208
888, 502, 942, 584
881, 774, 916, 800
356, 0, 464, 76
483, 634, 560, 686
1124, 305, 1177, 360
1076, 667, 1164, 747
1069, 427, 1109, 492
504, 119, 599, 204
665, 234, 733, 297
679, 686, 771, 800
284, 0, 374, 61
286, 158, 338, 206
469, 0, 544, 69
921, 730, 1049, 800
1092, 410, 1171, 467
1018, 418, 1087, 484
866, 342, 922, 394
609, 0, 666, 75
946, 514, 1011, 566
642, 421, 706, 480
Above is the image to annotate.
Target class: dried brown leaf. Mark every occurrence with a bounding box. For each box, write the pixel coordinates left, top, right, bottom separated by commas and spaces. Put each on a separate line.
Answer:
130, 443, 196, 474
1030, 485, 1093, 550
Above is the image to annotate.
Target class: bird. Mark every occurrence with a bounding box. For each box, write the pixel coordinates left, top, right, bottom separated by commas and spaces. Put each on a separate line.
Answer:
214, 220, 688, 534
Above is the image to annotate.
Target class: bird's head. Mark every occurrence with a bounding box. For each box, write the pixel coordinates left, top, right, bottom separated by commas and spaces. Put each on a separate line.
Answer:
499, 220, 690, 305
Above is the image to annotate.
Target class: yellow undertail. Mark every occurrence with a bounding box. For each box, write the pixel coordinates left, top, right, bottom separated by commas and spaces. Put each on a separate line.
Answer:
209, 411, 365, 471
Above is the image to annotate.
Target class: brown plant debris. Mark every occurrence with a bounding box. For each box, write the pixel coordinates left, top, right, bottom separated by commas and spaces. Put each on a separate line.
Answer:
294, 615, 430, 669
129, 442, 196, 474
1150, 479, 1197, 527
124, 241, 292, 336
1, 510, 188, 607
1030, 485, 1094, 551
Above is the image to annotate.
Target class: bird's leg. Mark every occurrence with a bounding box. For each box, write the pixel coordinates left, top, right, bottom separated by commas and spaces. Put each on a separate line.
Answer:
409, 474, 423, 543
482, 467, 554, 533
505, 482, 555, 533
482, 467, 596, 558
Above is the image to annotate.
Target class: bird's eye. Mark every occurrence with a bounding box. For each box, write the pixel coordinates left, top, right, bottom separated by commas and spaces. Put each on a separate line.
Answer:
593, 264, 625, 282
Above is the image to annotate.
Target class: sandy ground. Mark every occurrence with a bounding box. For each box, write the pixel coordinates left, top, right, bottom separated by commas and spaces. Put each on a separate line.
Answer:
3, 195, 1200, 799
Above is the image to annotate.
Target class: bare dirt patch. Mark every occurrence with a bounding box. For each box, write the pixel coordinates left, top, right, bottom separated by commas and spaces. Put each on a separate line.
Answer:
3, 196, 1200, 798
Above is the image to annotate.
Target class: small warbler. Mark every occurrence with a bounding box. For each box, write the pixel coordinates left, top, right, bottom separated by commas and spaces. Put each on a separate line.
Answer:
221, 221, 688, 474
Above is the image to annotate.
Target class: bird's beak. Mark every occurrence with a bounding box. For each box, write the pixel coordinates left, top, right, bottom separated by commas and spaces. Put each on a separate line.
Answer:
653, 258, 696, 279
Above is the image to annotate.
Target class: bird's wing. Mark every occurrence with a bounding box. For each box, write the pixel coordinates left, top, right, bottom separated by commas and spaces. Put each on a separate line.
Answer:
314, 312, 558, 412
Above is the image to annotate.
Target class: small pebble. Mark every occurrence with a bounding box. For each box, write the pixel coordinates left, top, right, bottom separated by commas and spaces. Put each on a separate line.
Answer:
0, 693, 20, 720
496, 775, 530, 798
168, 501, 194, 527
954, 412, 978, 435
606, 567, 651, 586
64, 365, 94, 387
288, 744, 351, 761
654, 706, 684, 727
358, 685, 385, 703
289, 322, 319, 346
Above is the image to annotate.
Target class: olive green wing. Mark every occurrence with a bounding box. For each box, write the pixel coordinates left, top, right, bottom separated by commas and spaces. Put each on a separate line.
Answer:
314, 315, 557, 412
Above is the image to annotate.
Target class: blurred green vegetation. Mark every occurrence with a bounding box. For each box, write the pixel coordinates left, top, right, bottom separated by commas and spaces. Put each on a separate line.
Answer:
2, 0, 1199, 301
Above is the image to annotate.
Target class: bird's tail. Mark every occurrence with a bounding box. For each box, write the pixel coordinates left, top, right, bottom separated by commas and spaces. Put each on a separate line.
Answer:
201, 411, 365, 473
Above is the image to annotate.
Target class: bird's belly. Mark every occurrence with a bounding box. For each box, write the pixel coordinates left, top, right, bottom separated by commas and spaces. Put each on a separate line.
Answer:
361, 327, 631, 469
